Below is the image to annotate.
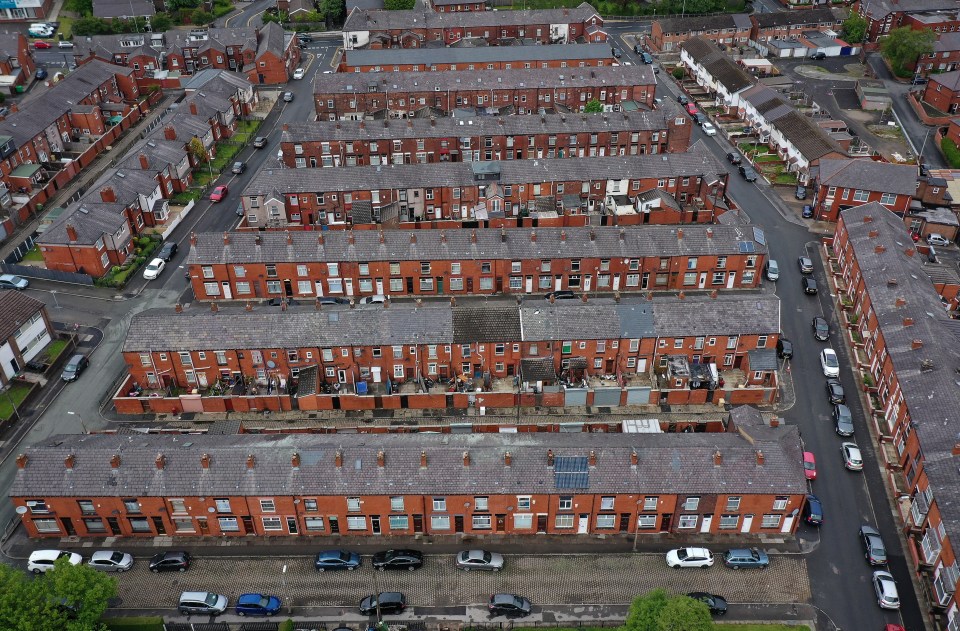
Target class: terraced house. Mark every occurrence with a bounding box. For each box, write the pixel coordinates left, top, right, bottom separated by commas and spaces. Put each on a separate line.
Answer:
279, 107, 692, 169
10, 422, 807, 539
830, 202, 960, 628
811, 158, 917, 223
338, 43, 616, 73
185, 225, 768, 301
113, 294, 782, 415
239, 142, 729, 228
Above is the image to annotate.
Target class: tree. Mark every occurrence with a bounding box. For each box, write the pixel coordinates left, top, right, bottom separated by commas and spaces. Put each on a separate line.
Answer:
584, 98, 603, 113
150, 12, 172, 32
319, 0, 343, 22
624, 589, 669, 631
881, 26, 935, 76
671, 66, 685, 80
191, 9, 214, 24
188, 137, 207, 164
656, 596, 712, 631
841, 14, 867, 44
0, 558, 116, 631
384, 0, 415, 9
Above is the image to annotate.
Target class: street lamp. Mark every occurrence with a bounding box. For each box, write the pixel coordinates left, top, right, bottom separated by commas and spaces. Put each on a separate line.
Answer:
66, 410, 87, 433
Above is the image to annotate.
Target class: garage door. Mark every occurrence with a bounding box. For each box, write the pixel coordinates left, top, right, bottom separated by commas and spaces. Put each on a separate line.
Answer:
564, 388, 588, 406
625, 387, 651, 405
593, 388, 621, 407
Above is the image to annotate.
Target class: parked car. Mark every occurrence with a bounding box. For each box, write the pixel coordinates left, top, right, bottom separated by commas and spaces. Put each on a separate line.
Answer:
57, 40, 74, 48
765, 259, 779, 281
927, 233, 951, 247
157, 241, 178, 261
809, 51, 826, 60
359, 592, 406, 615
633, 44, 643, 54
143, 257, 166, 280
722, 548, 769, 569
87, 550, 133, 572
209, 185, 228, 202
859, 525, 888, 565
178, 591, 228, 616
488, 594, 532, 618
545, 290, 577, 300
149, 551, 190, 572
798, 256, 814, 274
231, 161, 246, 174
456, 549, 504, 571
0, 274, 29, 289
872, 571, 900, 609
802, 276, 818, 294
677, 94, 689, 105
692, 112, 708, 126
803, 494, 823, 526
60, 354, 89, 382
611, 47, 622, 58
318, 297, 352, 305
267, 297, 297, 307
253, 136, 267, 148
236, 593, 281, 616
292, 67, 306, 80
666, 547, 714, 568
297, 33, 312, 43
802, 204, 814, 218
35, 68, 47, 80
739, 164, 758, 182
687, 592, 727, 615
28, 550, 82, 574
842, 442, 863, 471
701, 122, 717, 136
833, 403, 854, 436
360, 294, 387, 305
726, 151, 742, 165
776, 338, 793, 359
33, 40, 52, 49
820, 348, 839, 377
314, 549, 361, 571
640, 52, 653, 64
812, 316, 830, 341
685, 102, 699, 115
372, 549, 423, 571
795, 185, 807, 200
910, 76, 927, 85
282, 91, 294, 102
803, 451, 817, 480
825, 379, 845, 405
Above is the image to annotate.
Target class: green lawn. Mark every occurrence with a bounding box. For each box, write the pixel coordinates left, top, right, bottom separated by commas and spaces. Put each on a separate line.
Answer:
20, 246, 44, 262
0, 383, 31, 421
41, 339, 68, 363
57, 15, 74, 39
104, 617, 164, 631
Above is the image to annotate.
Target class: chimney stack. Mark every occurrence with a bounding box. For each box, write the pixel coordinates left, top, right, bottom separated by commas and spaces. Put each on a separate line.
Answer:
163, 125, 176, 140
200, 453, 211, 469
440, 230, 446, 244
211, 302, 218, 313
139, 153, 149, 170
189, 101, 198, 115
286, 231, 293, 245
246, 454, 256, 469
100, 186, 116, 203
175, 303, 183, 313
953, 443, 960, 456
430, 116, 436, 127
292, 452, 301, 468
377, 450, 386, 467
875, 245, 886, 254
561, 230, 567, 242
588, 450, 597, 467
864, 215, 874, 223
501, 227, 507, 242
710, 290, 718, 299
318, 234, 324, 245
589, 229, 595, 241
868, 230, 879, 238
755, 450, 764, 466
713, 449, 722, 466
335, 449, 343, 468
66, 224, 78, 242
420, 450, 428, 468
411, 233, 417, 244
64, 454, 76, 469
547, 449, 555, 466
706, 227, 713, 238
463, 451, 470, 466
471, 229, 477, 243
111, 454, 122, 469
912, 339, 923, 350
155, 454, 165, 469
379, 230, 385, 244
190, 232, 198, 247
246, 302, 253, 311
530, 230, 536, 242
348, 231, 355, 245
223, 232, 230, 245
906, 248, 915, 257
895, 297, 906, 307
677, 228, 684, 240
903, 317, 914, 327
504, 451, 512, 466
630, 449, 638, 467
15, 454, 27, 469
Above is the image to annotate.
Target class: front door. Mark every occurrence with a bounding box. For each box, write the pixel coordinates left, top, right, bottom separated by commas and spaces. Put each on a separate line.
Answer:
372, 367, 382, 383
698, 273, 706, 289
283, 279, 293, 297
577, 514, 589, 534
436, 276, 443, 294
345, 278, 354, 296
613, 273, 620, 291
740, 514, 754, 533
726, 271, 736, 289
413, 514, 424, 533
660, 512, 673, 533
700, 514, 712, 533
525, 276, 533, 293
371, 515, 381, 534
536, 514, 548, 533
241, 515, 254, 533
287, 517, 298, 534
781, 510, 797, 533
329, 516, 340, 533
197, 518, 209, 535
59, 517, 76, 536
455, 515, 464, 533
555, 275, 562, 291
107, 517, 121, 535
496, 514, 505, 532
376, 278, 384, 294
584, 275, 592, 292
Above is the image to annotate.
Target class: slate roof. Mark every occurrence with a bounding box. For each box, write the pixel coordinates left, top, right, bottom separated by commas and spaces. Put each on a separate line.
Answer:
741, 84, 793, 120
747, 348, 778, 371
92, 0, 155, 18
654, 13, 748, 36
346, 0, 384, 9
9, 428, 806, 498
244, 142, 725, 196
37, 201, 127, 246
752, 7, 845, 29
122, 293, 780, 352
118, 137, 188, 173
0, 33, 23, 64
817, 158, 917, 196
839, 202, 960, 564
0, 290, 45, 342
344, 43, 611, 67
343, 3, 600, 33
313, 65, 654, 95
520, 357, 556, 381
257, 21, 288, 59
681, 37, 755, 95
772, 110, 845, 161
932, 70, 960, 92
859, 0, 956, 22
283, 107, 682, 143
188, 225, 765, 265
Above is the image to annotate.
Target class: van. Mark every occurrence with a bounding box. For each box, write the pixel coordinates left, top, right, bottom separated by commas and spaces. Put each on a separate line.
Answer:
765, 259, 779, 281
28, 27, 53, 37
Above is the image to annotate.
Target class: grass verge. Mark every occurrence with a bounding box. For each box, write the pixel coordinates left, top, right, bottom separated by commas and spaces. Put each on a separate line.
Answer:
0, 383, 31, 420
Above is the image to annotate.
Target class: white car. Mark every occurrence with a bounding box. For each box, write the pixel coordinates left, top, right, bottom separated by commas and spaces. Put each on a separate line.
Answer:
666, 547, 714, 568
873, 570, 899, 609
360, 294, 386, 304
292, 67, 306, 80
819, 348, 839, 377
841, 442, 863, 471
28, 549, 82, 573
88, 550, 134, 572
143, 257, 165, 280
927, 233, 951, 247
701, 122, 717, 136
455, 549, 504, 571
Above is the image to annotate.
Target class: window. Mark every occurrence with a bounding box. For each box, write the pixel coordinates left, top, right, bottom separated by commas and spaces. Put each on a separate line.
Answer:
880, 192, 896, 205
513, 513, 533, 529
347, 516, 367, 530
433, 497, 446, 511
475, 496, 489, 510
78, 500, 96, 514
389, 515, 409, 530
517, 496, 531, 510
215, 498, 232, 513
259, 499, 276, 512
596, 514, 616, 529
84, 518, 107, 533
33, 518, 60, 533
637, 515, 657, 529
262, 516, 283, 531
472, 515, 492, 529
389, 496, 405, 511
643, 496, 658, 511
761, 514, 782, 528
169, 498, 187, 513
683, 497, 700, 511
304, 499, 318, 512
719, 514, 739, 529
555, 514, 575, 528
853, 189, 869, 202
347, 497, 361, 512
678, 515, 698, 529
559, 496, 573, 510
431, 515, 450, 530
305, 517, 325, 531
725, 496, 741, 511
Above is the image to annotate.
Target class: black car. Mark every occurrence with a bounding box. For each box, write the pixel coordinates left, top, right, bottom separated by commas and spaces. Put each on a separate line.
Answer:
488, 594, 532, 618
677, 94, 689, 106
812, 316, 830, 341
726, 151, 742, 165
739, 164, 758, 182
545, 290, 576, 300
633, 44, 643, 55
35, 68, 47, 80
802, 204, 814, 218
833, 403, 854, 436
804, 494, 823, 526
372, 549, 423, 571
919, 162, 930, 177
910, 75, 928, 85
611, 47, 622, 58
802, 276, 818, 294
61, 354, 89, 382
859, 525, 888, 565
297, 33, 312, 43
319, 297, 352, 305
231, 161, 246, 174
157, 241, 178, 262
826, 378, 845, 405
687, 592, 728, 616
359, 592, 406, 616
149, 551, 190, 573
776, 338, 793, 359
795, 185, 807, 200
809, 51, 826, 60
267, 297, 298, 307
692, 112, 708, 126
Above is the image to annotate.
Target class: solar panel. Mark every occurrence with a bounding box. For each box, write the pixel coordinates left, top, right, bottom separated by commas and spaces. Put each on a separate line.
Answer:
554, 456, 590, 489
738, 242, 755, 253
753, 227, 766, 246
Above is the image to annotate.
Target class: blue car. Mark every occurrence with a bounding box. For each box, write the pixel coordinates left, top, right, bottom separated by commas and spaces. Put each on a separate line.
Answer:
235, 593, 281, 616
723, 548, 770, 569
314, 549, 362, 571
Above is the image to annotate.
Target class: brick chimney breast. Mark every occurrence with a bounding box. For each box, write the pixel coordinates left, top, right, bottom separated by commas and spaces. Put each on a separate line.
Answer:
111, 454, 121, 469
175, 303, 183, 313
155, 454, 166, 469
377, 450, 385, 467
713, 449, 722, 466
463, 451, 470, 466
65, 454, 76, 469
588, 450, 597, 467
200, 453, 211, 469
163, 125, 176, 140
66, 224, 78, 242
912, 339, 923, 350
504, 451, 512, 467
547, 449, 555, 467
292, 452, 301, 468
246, 454, 255, 469
755, 450, 764, 465
139, 153, 149, 170
631, 449, 638, 467
15, 454, 27, 469
420, 450, 427, 468
335, 449, 343, 468
100, 186, 116, 203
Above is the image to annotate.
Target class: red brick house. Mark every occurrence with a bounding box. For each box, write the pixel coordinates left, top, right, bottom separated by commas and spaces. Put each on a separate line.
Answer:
10, 418, 807, 539
912, 32, 960, 75
749, 8, 845, 49
342, 3, 603, 50
0, 291, 53, 385
430, 0, 488, 12
922, 70, 960, 114
185, 225, 767, 302
854, 0, 960, 43
811, 158, 917, 223
830, 201, 960, 629
314, 66, 655, 120
648, 13, 752, 53
279, 107, 692, 168
248, 22, 299, 84
339, 43, 614, 73
0, 33, 35, 94
238, 143, 728, 228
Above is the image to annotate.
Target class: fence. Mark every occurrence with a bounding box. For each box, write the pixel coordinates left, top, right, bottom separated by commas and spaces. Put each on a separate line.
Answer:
464, 623, 622, 631
3, 234, 34, 264
162, 623, 328, 631
0, 262, 94, 285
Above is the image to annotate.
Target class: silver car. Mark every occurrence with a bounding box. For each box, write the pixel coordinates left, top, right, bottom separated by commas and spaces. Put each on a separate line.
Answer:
456, 549, 504, 571
88, 550, 134, 572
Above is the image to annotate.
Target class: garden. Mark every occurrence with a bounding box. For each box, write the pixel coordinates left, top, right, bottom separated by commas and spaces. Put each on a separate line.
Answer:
63, 0, 235, 36
736, 142, 796, 185
93, 236, 161, 289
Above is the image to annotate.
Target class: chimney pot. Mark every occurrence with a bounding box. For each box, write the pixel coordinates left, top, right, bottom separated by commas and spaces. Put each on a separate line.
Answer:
111, 454, 122, 469
65, 454, 76, 469
755, 450, 764, 465
875, 245, 886, 254
504, 451, 512, 466
588, 450, 597, 467
246, 454, 255, 469
903, 317, 914, 326
912, 338, 923, 350
713, 449, 722, 466
292, 452, 301, 468
463, 451, 470, 466
175, 303, 183, 313
211, 302, 218, 313
677, 228, 684, 239
335, 449, 343, 468
377, 450, 386, 467
155, 454, 165, 469
420, 450, 428, 468
547, 449, 555, 466
200, 453, 211, 469
953, 443, 960, 456
15, 453, 27, 469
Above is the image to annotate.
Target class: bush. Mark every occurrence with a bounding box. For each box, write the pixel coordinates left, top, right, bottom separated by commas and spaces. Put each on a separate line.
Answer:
191, 9, 213, 23
150, 12, 172, 31
278, 621, 294, 631
943, 138, 960, 168
672, 67, 685, 80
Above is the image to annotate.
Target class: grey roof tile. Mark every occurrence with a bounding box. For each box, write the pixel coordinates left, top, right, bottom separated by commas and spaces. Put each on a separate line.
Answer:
343, 2, 601, 33
752, 7, 845, 29
818, 158, 917, 196
345, 43, 611, 67
0, 290, 45, 341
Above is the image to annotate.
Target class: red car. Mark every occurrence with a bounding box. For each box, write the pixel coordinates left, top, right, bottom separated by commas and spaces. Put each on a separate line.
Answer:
884, 626, 906, 631
33, 41, 51, 49
803, 451, 817, 481
209, 185, 228, 202
685, 102, 699, 115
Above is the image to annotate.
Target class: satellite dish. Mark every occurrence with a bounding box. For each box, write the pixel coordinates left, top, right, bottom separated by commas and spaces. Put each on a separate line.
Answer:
15, 506, 27, 514
267, 360, 276, 369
